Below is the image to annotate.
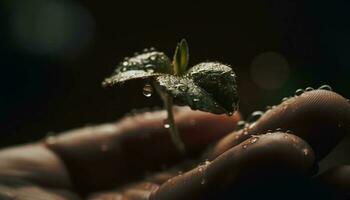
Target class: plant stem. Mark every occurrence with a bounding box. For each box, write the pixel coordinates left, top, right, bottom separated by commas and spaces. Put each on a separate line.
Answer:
152, 81, 185, 153
164, 94, 186, 153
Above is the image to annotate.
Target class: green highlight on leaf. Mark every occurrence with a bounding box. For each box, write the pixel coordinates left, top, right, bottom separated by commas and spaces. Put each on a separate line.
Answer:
102, 39, 239, 153
172, 39, 189, 75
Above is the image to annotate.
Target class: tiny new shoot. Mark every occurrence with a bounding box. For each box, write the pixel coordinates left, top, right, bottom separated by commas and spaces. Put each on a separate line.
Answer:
103, 39, 239, 153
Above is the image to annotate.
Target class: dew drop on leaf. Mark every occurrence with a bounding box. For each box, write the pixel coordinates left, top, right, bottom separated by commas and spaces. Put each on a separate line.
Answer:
318, 85, 332, 91
143, 84, 153, 97
176, 83, 188, 92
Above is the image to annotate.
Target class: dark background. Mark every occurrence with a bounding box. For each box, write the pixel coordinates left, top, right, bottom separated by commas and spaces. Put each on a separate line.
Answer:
0, 0, 349, 148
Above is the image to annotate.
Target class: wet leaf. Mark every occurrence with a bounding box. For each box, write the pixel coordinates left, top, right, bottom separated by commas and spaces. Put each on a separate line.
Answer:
173, 39, 189, 75
187, 62, 239, 113
103, 51, 172, 86
102, 41, 238, 115
156, 62, 238, 115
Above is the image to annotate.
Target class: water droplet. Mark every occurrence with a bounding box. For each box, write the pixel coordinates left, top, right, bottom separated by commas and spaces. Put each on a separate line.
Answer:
266, 129, 272, 133
204, 160, 211, 165
305, 87, 314, 92
198, 167, 203, 172
176, 84, 188, 92
142, 84, 153, 97
250, 137, 259, 144
236, 121, 246, 130
282, 97, 289, 102
193, 98, 199, 102
302, 148, 309, 156
242, 144, 248, 149
163, 119, 170, 128
150, 55, 157, 61
121, 67, 127, 72
318, 85, 332, 91
275, 128, 282, 132
228, 112, 233, 116
230, 73, 236, 78
145, 64, 155, 69
122, 61, 128, 66
295, 89, 304, 96
143, 48, 149, 52
45, 135, 57, 145
286, 130, 292, 134
243, 127, 249, 135
247, 111, 263, 123
150, 47, 156, 51
201, 178, 206, 185
145, 64, 155, 72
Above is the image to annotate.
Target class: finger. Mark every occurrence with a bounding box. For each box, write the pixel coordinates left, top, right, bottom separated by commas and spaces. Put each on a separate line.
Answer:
207, 90, 350, 161
150, 133, 315, 200
0, 144, 73, 189
45, 107, 240, 193
315, 165, 350, 198
0, 177, 81, 200
87, 170, 180, 200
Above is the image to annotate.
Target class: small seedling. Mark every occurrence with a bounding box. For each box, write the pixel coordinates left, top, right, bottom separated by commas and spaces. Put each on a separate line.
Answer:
103, 39, 239, 153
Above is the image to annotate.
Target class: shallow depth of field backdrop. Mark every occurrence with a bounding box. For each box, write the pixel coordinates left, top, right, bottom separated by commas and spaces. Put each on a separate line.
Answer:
0, 1, 349, 147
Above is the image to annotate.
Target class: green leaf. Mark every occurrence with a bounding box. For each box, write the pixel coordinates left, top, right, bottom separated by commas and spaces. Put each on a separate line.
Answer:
172, 39, 189, 75
102, 51, 172, 87
156, 62, 238, 115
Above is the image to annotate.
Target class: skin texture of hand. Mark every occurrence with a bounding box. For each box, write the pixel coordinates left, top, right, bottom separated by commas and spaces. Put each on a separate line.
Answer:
0, 90, 349, 200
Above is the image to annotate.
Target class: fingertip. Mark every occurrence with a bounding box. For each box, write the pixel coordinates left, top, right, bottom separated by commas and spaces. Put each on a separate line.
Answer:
151, 133, 315, 200
207, 90, 350, 161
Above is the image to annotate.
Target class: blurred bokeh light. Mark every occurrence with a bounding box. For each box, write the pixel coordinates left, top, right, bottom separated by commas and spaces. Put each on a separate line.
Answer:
250, 52, 290, 90
9, 0, 94, 58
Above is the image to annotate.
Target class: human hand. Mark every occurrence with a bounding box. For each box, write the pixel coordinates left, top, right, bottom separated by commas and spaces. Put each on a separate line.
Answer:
0, 90, 349, 200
